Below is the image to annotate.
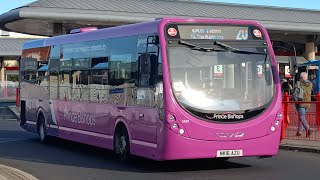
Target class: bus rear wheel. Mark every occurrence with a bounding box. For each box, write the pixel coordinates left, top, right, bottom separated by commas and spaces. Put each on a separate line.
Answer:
37, 115, 48, 143
114, 125, 130, 161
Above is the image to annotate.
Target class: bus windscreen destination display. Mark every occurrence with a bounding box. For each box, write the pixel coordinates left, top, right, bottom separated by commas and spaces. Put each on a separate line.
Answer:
177, 25, 250, 40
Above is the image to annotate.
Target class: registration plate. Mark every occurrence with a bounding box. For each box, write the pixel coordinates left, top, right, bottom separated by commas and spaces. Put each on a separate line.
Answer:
217, 150, 243, 157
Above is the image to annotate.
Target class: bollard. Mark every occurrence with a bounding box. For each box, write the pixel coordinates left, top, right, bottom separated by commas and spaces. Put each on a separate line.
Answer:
281, 98, 284, 141
281, 92, 289, 141
282, 96, 286, 128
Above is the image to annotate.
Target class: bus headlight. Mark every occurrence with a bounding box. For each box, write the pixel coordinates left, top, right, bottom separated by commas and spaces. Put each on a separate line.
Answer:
166, 112, 189, 138
168, 114, 176, 121
172, 123, 179, 129
268, 118, 282, 135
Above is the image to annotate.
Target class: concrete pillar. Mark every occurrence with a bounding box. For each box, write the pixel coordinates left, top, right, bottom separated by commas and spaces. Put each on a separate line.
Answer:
0, 58, 4, 82
305, 35, 316, 60
53, 23, 63, 35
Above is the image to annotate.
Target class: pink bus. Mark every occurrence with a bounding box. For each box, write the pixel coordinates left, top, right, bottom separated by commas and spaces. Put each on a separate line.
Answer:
19, 18, 282, 161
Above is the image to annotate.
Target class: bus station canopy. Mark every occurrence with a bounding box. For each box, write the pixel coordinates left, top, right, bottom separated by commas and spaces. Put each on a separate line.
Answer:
0, 38, 29, 56
2, 0, 320, 36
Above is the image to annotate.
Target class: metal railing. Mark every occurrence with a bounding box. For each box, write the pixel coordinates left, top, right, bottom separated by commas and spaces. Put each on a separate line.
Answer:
0, 82, 18, 102
282, 92, 320, 141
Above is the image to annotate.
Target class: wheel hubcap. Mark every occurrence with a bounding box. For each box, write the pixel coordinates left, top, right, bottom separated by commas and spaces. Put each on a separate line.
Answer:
117, 135, 127, 154
39, 124, 45, 140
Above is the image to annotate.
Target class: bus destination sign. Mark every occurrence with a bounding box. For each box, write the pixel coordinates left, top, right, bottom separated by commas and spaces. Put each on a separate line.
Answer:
176, 25, 250, 40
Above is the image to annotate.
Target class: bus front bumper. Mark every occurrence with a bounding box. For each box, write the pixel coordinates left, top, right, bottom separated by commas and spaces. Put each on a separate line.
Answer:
157, 129, 281, 161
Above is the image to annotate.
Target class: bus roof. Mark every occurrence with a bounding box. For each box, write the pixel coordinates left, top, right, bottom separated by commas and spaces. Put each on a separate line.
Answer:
23, 20, 161, 50
22, 18, 262, 50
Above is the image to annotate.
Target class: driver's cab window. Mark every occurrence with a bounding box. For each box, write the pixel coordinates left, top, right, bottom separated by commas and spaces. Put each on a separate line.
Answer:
137, 34, 161, 87
136, 34, 162, 108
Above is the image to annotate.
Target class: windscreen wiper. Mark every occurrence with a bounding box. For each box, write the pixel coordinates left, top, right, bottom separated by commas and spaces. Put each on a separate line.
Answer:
178, 40, 220, 52
214, 41, 266, 55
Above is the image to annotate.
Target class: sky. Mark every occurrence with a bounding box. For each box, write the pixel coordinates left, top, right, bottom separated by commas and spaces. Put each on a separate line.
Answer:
0, 0, 37, 14
0, 0, 320, 15
205, 0, 320, 10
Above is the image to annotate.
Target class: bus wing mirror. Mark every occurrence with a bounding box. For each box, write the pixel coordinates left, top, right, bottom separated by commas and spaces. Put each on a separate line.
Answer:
140, 54, 151, 74
264, 65, 272, 86
153, 36, 159, 45
147, 35, 159, 45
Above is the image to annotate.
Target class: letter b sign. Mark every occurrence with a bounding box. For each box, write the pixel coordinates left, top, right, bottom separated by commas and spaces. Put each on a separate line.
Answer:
214, 65, 223, 77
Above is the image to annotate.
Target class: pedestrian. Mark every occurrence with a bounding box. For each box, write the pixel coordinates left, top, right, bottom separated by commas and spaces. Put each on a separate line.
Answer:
292, 72, 313, 137
281, 79, 292, 95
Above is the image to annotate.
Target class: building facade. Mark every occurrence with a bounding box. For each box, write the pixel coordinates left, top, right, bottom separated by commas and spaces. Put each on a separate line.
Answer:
0, 30, 43, 100
0, 31, 43, 82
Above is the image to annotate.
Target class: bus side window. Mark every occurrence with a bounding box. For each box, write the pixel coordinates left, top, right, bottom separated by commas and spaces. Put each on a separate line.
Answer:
21, 58, 37, 84
91, 57, 109, 85
150, 54, 159, 85
23, 70, 36, 83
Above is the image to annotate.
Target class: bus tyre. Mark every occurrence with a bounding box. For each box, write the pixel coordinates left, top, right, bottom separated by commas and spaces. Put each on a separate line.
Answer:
38, 115, 48, 143
114, 125, 130, 162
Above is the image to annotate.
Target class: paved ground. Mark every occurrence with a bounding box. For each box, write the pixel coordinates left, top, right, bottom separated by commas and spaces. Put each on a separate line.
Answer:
1, 103, 320, 180
0, 164, 38, 180
0, 99, 15, 103
0, 103, 38, 180
0, 103, 17, 121
0, 103, 15, 108
281, 139, 320, 153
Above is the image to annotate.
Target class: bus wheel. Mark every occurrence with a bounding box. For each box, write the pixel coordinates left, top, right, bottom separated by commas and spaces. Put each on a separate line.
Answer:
37, 115, 48, 143
114, 125, 130, 161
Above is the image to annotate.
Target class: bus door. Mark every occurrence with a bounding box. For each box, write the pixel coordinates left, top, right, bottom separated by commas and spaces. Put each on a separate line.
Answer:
20, 58, 37, 122
36, 62, 52, 126
133, 53, 158, 145
133, 36, 160, 145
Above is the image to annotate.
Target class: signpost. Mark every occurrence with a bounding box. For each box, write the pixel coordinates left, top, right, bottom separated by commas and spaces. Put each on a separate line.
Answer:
214, 65, 223, 77
285, 66, 292, 78
257, 65, 263, 78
